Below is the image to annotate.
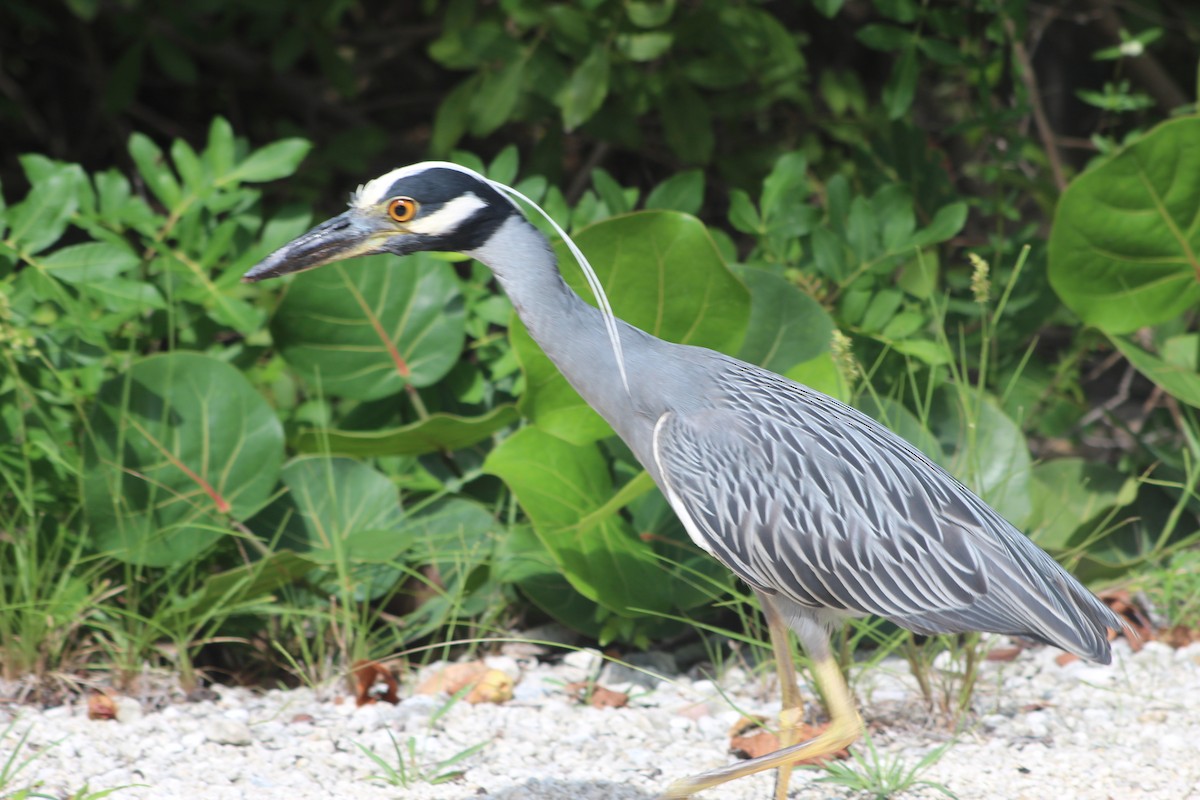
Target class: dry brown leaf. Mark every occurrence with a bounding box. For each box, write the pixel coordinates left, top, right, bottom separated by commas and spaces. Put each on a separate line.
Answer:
728, 714, 769, 737
1161, 624, 1200, 649
87, 691, 117, 721
417, 661, 488, 696
466, 669, 515, 704
352, 659, 399, 706
565, 681, 628, 709
730, 730, 779, 759
1097, 588, 1154, 650
1020, 701, 1053, 712
727, 715, 848, 765
985, 645, 1024, 662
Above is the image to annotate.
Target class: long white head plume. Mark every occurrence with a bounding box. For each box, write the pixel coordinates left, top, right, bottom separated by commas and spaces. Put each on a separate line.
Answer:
491, 182, 631, 397
358, 162, 632, 397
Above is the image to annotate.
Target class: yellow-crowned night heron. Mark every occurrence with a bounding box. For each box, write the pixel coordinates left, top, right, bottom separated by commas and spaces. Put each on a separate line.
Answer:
245, 162, 1121, 799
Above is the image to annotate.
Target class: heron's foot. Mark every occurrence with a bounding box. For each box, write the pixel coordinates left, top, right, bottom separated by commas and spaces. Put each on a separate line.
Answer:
657, 711, 862, 799
771, 706, 806, 800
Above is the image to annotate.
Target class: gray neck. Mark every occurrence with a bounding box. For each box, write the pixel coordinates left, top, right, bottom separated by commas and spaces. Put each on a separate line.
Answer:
465, 215, 650, 438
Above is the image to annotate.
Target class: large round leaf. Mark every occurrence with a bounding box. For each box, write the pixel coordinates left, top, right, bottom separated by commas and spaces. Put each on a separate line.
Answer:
484, 426, 670, 618
515, 211, 750, 444
734, 265, 833, 372
1049, 117, 1200, 334
930, 391, 1032, 529
270, 253, 465, 399
247, 455, 407, 600
1027, 458, 1137, 553
268, 456, 406, 565
83, 352, 284, 566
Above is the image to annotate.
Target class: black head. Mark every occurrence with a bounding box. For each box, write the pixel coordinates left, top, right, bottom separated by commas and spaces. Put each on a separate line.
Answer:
243, 162, 516, 282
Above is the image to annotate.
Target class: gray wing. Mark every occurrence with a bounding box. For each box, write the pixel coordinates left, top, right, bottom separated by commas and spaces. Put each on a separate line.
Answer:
650, 363, 1120, 662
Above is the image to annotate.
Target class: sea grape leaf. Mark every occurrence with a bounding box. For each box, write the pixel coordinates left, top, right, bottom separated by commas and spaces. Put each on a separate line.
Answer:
84, 352, 284, 566
1049, 117, 1200, 334
271, 253, 465, 399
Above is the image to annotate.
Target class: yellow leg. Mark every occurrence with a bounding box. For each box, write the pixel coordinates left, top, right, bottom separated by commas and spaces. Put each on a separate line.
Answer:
761, 593, 803, 800
660, 611, 863, 799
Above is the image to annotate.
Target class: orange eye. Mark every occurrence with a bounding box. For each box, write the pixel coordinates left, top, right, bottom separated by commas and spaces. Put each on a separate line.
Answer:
387, 196, 418, 223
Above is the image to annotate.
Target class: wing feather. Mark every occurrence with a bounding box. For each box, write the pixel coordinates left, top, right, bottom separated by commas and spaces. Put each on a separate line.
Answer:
650, 360, 1121, 662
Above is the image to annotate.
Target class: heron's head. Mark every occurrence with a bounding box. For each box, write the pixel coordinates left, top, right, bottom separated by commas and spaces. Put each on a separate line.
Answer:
243, 162, 515, 282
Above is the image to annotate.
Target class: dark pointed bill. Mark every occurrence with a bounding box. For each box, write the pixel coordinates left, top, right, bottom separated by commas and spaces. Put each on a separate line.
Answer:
242, 211, 389, 283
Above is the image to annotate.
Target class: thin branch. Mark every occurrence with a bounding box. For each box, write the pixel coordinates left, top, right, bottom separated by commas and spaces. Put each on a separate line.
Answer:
1007, 18, 1067, 191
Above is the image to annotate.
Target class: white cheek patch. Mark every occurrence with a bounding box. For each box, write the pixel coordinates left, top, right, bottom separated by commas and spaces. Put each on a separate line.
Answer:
407, 193, 487, 235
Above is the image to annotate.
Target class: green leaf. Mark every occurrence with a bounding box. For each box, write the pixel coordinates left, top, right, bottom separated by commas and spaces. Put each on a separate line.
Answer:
76, 277, 166, 312
399, 499, 503, 639
734, 266, 834, 372
470, 60, 526, 137
225, 138, 312, 184
897, 249, 940, 298
514, 211, 750, 444
128, 133, 182, 208
877, 186, 916, 252
644, 169, 704, 215
810, 226, 848, 280
761, 153, 809, 218
41, 241, 139, 284
558, 47, 610, 131
883, 46, 918, 120
661, 83, 714, 164
273, 456, 406, 564
103, 46, 141, 114
292, 405, 520, 456
6, 165, 82, 256
1111, 333, 1200, 407
1048, 117, 1200, 334
496, 524, 605, 638
1028, 459, 1137, 551
892, 337, 952, 366
857, 24, 909, 51
484, 427, 670, 617
812, 0, 845, 17
170, 138, 206, 194
860, 287, 903, 333
910, 202, 968, 248
785, 352, 851, 402
617, 31, 674, 62
592, 168, 632, 215
728, 190, 761, 234
150, 35, 197, 84
431, 77, 477, 157
83, 353, 285, 566
164, 550, 315, 625
270, 253, 466, 400
934, 393, 1032, 528
205, 117, 236, 178
626, 0, 675, 27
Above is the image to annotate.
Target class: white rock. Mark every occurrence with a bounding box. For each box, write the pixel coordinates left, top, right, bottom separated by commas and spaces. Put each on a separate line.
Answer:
114, 696, 144, 723
205, 718, 253, 746
561, 648, 603, 674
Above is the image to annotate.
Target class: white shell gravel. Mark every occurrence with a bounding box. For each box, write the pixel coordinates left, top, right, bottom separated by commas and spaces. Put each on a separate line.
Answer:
5, 639, 1199, 799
